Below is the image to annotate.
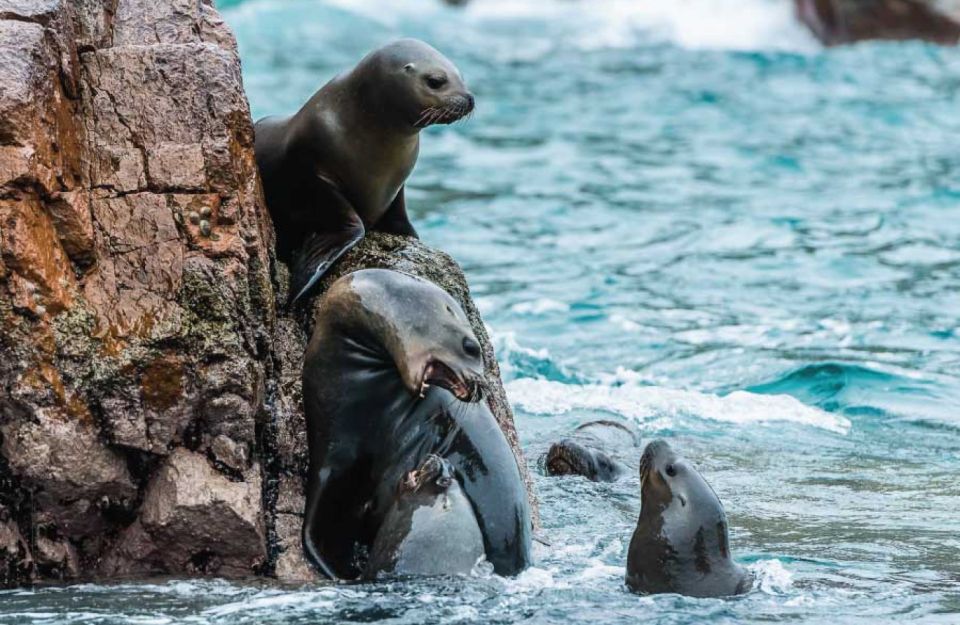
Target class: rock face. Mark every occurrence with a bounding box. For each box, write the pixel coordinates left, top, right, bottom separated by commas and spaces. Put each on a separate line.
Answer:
795, 0, 960, 45
0, 0, 534, 586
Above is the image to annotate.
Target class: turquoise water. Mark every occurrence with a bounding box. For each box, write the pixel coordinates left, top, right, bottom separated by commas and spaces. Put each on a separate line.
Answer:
4, 0, 960, 622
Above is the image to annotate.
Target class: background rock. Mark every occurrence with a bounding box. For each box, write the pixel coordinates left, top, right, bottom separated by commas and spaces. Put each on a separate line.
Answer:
0, 0, 535, 586
794, 0, 960, 45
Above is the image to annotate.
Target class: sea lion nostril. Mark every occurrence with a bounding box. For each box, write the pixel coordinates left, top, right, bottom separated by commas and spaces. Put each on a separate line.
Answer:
465, 93, 475, 110
462, 337, 481, 358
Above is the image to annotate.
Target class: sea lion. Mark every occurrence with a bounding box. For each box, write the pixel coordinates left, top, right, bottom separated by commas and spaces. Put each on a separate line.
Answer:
254, 39, 475, 304
364, 454, 485, 579
542, 419, 639, 482
626, 440, 753, 597
302, 269, 532, 580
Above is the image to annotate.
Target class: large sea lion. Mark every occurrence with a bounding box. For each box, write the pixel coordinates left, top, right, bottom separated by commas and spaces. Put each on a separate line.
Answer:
254, 39, 475, 303
364, 454, 485, 579
302, 269, 532, 580
542, 420, 639, 482
626, 440, 753, 597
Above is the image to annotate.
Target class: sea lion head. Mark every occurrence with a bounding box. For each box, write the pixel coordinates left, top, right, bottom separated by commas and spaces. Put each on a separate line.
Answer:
639, 440, 725, 525
638, 439, 732, 566
542, 420, 637, 481
331, 269, 486, 403
364, 38, 475, 129
544, 439, 623, 481
401, 454, 455, 496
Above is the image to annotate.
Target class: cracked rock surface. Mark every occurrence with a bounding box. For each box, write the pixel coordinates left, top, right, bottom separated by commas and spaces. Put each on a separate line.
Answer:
0, 0, 535, 586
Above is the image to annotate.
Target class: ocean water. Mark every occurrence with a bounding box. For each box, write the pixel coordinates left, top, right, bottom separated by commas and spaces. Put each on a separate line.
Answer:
4, 0, 960, 622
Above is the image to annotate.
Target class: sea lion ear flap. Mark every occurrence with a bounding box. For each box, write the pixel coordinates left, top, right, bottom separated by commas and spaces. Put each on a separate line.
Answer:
403, 63, 416, 73
289, 217, 365, 305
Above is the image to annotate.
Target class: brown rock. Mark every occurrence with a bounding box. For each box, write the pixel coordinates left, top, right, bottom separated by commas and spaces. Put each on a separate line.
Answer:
0, 408, 137, 538
34, 534, 80, 579
0, 197, 76, 316
273, 513, 316, 582
0, 516, 32, 585
47, 191, 96, 268
138, 449, 266, 575
795, 0, 960, 45
148, 143, 206, 191
0, 0, 278, 586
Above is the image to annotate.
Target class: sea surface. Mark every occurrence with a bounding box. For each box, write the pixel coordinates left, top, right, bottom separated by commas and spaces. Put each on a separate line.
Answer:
4, 0, 960, 623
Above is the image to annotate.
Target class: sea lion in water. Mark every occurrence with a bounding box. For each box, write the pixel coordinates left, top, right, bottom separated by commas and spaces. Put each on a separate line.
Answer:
254, 39, 475, 303
364, 454, 485, 579
542, 420, 639, 482
302, 269, 531, 579
626, 440, 753, 597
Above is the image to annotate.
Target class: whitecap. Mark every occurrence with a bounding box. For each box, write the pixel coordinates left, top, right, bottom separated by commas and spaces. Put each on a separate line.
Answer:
750, 559, 794, 594
505, 378, 851, 433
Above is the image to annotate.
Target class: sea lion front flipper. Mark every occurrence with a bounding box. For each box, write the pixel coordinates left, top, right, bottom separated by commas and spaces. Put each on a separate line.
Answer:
289, 212, 365, 305
372, 187, 418, 238
302, 468, 339, 581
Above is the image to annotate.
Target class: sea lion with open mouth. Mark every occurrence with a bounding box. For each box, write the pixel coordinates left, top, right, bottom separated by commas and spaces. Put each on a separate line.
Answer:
364, 454, 485, 579
254, 39, 475, 304
301, 269, 531, 580
626, 440, 753, 597
542, 420, 639, 482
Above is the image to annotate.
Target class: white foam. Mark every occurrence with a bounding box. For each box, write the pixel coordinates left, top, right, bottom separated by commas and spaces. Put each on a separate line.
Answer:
750, 559, 794, 594
504, 567, 565, 594
506, 378, 850, 434
231, 0, 819, 53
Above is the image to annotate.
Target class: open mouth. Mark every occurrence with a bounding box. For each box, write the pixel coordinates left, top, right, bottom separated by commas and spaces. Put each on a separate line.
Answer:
403, 454, 450, 493
419, 359, 483, 402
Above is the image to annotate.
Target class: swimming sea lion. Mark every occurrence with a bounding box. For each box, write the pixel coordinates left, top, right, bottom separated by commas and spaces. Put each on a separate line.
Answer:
364, 454, 485, 579
254, 39, 475, 303
626, 440, 753, 597
542, 419, 639, 482
302, 269, 531, 579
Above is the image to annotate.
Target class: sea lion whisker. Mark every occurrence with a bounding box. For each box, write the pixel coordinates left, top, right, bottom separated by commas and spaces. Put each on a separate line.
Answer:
416, 107, 437, 126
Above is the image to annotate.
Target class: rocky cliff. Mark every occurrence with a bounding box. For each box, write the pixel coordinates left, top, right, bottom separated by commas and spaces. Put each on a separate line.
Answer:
0, 0, 534, 586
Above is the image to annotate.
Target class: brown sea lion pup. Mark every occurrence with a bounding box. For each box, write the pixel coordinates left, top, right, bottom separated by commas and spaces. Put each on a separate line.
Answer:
364, 454, 485, 579
254, 39, 475, 304
626, 440, 753, 597
542, 420, 639, 482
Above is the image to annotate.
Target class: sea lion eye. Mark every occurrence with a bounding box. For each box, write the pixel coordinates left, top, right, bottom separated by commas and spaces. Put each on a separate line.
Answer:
665, 464, 677, 477
462, 337, 481, 358
425, 74, 448, 89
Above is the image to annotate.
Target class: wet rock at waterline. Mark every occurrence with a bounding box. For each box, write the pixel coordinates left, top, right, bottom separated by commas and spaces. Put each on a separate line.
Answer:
0, 0, 533, 586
